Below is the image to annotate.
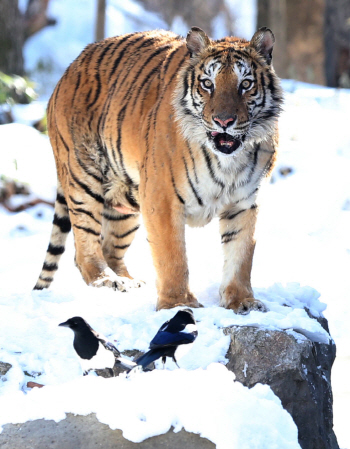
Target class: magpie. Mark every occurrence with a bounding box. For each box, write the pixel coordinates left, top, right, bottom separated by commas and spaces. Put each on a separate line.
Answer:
133, 308, 198, 371
59, 316, 136, 377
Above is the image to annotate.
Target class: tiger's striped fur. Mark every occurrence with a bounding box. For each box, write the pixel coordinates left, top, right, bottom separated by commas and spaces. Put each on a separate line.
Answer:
34, 27, 283, 314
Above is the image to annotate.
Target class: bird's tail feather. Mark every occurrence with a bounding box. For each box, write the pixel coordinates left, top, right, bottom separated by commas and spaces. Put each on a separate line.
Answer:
135, 348, 165, 369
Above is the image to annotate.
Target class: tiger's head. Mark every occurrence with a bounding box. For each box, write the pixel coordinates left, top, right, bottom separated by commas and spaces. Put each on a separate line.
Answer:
173, 27, 283, 157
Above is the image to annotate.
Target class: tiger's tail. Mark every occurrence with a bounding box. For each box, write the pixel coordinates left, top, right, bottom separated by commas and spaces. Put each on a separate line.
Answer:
33, 182, 71, 290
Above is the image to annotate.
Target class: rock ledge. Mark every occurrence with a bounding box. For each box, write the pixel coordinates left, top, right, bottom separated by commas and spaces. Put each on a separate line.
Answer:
224, 319, 338, 449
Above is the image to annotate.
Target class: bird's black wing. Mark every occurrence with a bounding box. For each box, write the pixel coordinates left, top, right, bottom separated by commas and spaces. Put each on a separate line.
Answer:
149, 330, 196, 349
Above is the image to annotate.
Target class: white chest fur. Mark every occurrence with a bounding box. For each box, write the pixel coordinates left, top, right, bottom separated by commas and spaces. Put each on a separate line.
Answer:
184, 143, 269, 227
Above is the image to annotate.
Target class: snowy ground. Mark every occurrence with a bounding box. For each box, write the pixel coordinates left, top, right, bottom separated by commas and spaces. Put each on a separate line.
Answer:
1, 1, 349, 448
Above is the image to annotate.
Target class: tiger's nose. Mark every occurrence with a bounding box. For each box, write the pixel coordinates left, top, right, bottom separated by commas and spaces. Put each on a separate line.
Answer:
213, 115, 236, 129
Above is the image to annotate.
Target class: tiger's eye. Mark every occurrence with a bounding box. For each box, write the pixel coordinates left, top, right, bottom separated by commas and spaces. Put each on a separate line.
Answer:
241, 79, 252, 90
202, 79, 213, 89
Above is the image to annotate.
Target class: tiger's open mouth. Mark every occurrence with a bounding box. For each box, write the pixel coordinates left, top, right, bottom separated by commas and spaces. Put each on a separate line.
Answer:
209, 132, 246, 155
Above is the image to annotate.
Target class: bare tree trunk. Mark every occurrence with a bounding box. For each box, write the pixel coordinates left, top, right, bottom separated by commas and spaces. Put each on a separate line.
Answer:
257, 0, 287, 78
324, 0, 350, 87
95, 0, 106, 42
0, 0, 56, 76
258, 0, 326, 84
0, 0, 24, 75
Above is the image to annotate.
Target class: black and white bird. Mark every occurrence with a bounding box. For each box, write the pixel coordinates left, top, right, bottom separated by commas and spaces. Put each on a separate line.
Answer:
133, 308, 198, 371
59, 316, 136, 377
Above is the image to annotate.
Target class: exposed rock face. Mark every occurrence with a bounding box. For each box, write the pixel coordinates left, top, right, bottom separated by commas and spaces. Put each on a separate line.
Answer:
0, 361, 12, 376
0, 414, 215, 449
224, 317, 339, 449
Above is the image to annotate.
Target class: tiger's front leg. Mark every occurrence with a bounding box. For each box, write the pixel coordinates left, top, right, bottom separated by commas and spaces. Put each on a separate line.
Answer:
140, 182, 200, 311
219, 205, 267, 314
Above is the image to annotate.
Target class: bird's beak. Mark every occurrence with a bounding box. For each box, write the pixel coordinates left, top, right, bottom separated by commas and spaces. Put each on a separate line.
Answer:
59, 321, 69, 327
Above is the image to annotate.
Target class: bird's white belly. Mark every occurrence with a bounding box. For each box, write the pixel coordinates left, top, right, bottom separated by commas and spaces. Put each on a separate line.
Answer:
79, 342, 115, 371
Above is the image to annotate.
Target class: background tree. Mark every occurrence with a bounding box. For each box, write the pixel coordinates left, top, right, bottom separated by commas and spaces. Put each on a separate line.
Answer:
95, 0, 106, 42
324, 0, 350, 87
139, 0, 237, 37
258, 0, 325, 84
0, 0, 56, 76
0, 1, 24, 75
257, 0, 287, 80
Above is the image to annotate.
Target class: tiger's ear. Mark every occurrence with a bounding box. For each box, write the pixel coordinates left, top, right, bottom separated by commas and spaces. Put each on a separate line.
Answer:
186, 27, 210, 56
250, 27, 275, 64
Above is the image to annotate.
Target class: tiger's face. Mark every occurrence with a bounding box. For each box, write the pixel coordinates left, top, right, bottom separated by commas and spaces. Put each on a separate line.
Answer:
174, 27, 283, 158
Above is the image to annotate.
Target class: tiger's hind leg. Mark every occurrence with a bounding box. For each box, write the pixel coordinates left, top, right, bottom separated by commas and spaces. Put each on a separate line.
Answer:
64, 167, 131, 292
34, 181, 71, 290
101, 206, 144, 289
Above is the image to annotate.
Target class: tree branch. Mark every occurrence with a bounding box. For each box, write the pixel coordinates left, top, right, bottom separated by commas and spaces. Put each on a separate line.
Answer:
23, 0, 57, 41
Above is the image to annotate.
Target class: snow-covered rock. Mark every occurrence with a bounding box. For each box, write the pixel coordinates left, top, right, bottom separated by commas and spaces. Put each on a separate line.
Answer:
225, 316, 338, 449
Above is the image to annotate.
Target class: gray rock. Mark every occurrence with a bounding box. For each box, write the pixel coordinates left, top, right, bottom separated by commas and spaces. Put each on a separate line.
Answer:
0, 413, 215, 449
224, 318, 339, 449
0, 361, 12, 376
122, 349, 144, 359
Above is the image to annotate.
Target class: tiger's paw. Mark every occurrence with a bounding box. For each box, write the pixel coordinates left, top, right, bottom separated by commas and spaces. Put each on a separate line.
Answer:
156, 293, 203, 311
228, 298, 267, 315
91, 268, 144, 292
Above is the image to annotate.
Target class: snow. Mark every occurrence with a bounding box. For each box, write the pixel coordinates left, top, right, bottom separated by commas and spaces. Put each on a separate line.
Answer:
0, 235, 307, 449
0, 365, 299, 449
0, 124, 56, 202
0, 1, 349, 447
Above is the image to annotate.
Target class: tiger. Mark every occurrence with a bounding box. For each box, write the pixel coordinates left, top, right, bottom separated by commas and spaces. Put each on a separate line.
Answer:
34, 26, 283, 314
